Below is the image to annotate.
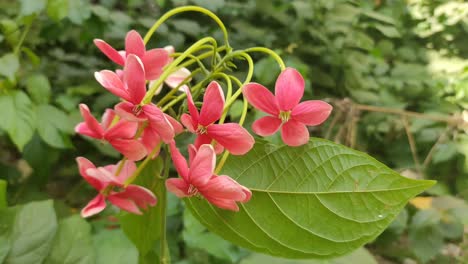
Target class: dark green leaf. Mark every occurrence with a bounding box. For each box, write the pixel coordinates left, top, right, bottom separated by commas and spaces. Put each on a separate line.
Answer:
93, 229, 138, 264
47, 0, 69, 22
25, 73, 51, 104
186, 139, 435, 258
0, 53, 19, 82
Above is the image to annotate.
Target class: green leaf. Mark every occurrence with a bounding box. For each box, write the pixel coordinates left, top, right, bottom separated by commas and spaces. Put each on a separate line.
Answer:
25, 73, 51, 104
186, 139, 435, 259
120, 158, 164, 257
0, 91, 36, 151
5, 200, 58, 264
0, 180, 6, 209
36, 104, 74, 149
190, 0, 225, 11
44, 215, 94, 264
47, 0, 69, 22
0, 53, 19, 82
93, 229, 138, 264
0, 236, 10, 263
21, 47, 41, 66
228, 100, 244, 120
19, 0, 47, 16
68, 0, 91, 25
374, 24, 401, 38
171, 19, 202, 37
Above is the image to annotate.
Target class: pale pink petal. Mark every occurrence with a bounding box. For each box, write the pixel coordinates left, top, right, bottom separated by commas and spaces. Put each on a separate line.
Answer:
199, 175, 248, 201
207, 123, 254, 155
194, 134, 212, 149
181, 113, 196, 133
164, 114, 183, 135
101, 109, 116, 131
107, 195, 142, 215
189, 144, 216, 187
291, 100, 333, 125
163, 45, 175, 55
241, 186, 252, 203
114, 185, 157, 209
86, 167, 119, 185
124, 55, 146, 104
111, 160, 137, 183
104, 119, 138, 139
169, 141, 189, 181
77, 104, 104, 138
242, 83, 279, 116
81, 195, 107, 218
114, 102, 147, 122
213, 142, 224, 155
94, 39, 125, 65
109, 138, 147, 161
165, 68, 191, 89
184, 87, 199, 125
142, 48, 170, 80
76, 157, 103, 190
281, 120, 309, 146
141, 126, 162, 159
166, 178, 190, 198
94, 70, 131, 101
205, 196, 239, 211
275, 68, 305, 111
199, 81, 225, 126
252, 116, 282, 136
125, 30, 145, 58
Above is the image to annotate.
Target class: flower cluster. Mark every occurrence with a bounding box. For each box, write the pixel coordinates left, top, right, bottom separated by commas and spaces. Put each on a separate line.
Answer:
75, 29, 332, 217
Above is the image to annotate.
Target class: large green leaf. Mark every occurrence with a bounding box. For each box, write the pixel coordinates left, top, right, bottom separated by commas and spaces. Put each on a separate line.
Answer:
0, 179, 6, 209
44, 215, 94, 264
93, 229, 138, 264
0, 53, 19, 82
25, 73, 51, 104
5, 200, 58, 264
186, 139, 435, 259
120, 158, 164, 257
36, 104, 74, 149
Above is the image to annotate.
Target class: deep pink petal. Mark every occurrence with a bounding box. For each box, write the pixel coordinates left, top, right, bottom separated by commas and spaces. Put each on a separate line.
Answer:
142, 48, 170, 80
194, 134, 212, 149
109, 138, 147, 161
189, 144, 216, 187
124, 55, 146, 104
94, 39, 125, 66
275, 68, 305, 111
142, 105, 174, 143
164, 114, 183, 135
114, 102, 147, 122
141, 126, 162, 159
166, 178, 190, 198
207, 123, 254, 155
204, 196, 239, 211
169, 141, 189, 181
184, 87, 199, 126
94, 70, 131, 101
199, 175, 248, 201
281, 120, 309, 146
76, 157, 103, 190
114, 185, 157, 209
125, 30, 145, 58
107, 195, 142, 215
242, 83, 279, 116
101, 109, 116, 131
199, 81, 225, 126
81, 195, 107, 218
78, 104, 104, 138
252, 116, 282, 136
188, 144, 197, 164
181, 113, 196, 133
104, 119, 138, 139
291, 100, 333, 125
75, 122, 101, 138
111, 160, 137, 183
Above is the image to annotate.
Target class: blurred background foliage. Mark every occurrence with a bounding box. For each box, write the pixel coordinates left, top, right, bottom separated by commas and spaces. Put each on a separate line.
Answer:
0, 0, 467, 263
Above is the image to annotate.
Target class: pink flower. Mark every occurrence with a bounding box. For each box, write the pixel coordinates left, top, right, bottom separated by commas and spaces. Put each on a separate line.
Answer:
243, 68, 333, 146
166, 142, 251, 211
75, 104, 147, 161
154, 46, 192, 95
77, 157, 157, 217
94, 30, 170, 80
181, 81, 254, 155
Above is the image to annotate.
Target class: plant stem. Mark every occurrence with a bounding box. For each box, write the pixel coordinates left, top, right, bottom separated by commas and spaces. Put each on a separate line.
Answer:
14, 18, 34, 55
244, 47, 286, 71
159, 153, 171, 264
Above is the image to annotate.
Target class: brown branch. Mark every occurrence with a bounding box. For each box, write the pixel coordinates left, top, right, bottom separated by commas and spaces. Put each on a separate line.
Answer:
402, 116, 423, 174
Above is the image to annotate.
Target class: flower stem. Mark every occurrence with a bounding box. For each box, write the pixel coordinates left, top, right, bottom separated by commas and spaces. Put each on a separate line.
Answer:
244, 47, 286, 71
159, 153, 170, 264
123, 144, 161, 187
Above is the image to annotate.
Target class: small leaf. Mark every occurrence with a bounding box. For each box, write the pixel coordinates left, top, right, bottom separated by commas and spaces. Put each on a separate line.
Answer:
120, 158, 163, 257
36, 104, 74, 149
67, 0, 91, 25
190, 0, 225, 11
25, 73, 51, 104
21, 47, 41, 66
0, 91, 36, 151
19, 0, 47, 16
186, 139, 435, 258
5, 200, 58, 264
171, 19, 202, 37
47, 0, 69, 22
44, 215, 94, 264
0, 53, 19, 82
374, 24, 401, 38
0, 180, 6, 209
93, 229, 138, 264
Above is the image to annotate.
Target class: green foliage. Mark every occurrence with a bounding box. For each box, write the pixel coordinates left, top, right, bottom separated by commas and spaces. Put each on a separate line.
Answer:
186, 139, 434, 258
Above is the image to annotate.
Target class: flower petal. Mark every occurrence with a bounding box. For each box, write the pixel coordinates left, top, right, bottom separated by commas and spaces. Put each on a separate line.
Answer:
181, 113, 196, 133
199, 81, 225, 126
94, 70, 131, 102
109, 138, 147, 161
114, 185, 157, 209
242, 83, 279, 116
204, 196, 239, 211
199, 175, 248, 201
165, 67, 191, 90
114, 102, 147, 122
207, 123, 254, 155
94, 39, 125, 65
142, 104, 175, 143
111, 160, 137, 183
292, 100, 333, 125
141, 126, 162, 158
124, 55, 146, 104
76, 157, 103, 190
77, 104, 104, 139
166, 178, 190, 198
164, 114, 183, 135
107, 195, 142, 215
125, 30, 145, 58
142, 48, 170, 80
194, 133, 212, 149
281, 120, 309, 146
169, 141, 189, 181
105, 119, 138, 139
185, 87, 199, 126
252, 116, 282, 136
275, 68, 305, 111
189, 144, 216, 187
101, 109, 116, 131
81, 195, 107, 218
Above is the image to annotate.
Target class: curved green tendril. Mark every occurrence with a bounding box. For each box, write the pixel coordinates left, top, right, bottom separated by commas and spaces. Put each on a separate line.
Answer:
244, 47, 286, 71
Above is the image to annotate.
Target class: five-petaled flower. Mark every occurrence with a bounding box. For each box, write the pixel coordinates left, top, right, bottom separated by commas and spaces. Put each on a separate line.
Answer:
243, 68, 333, 146
94, 30, 170, 80
181, 81, 254, 155
166, 142, 251, 211
77, 157, 157, 218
